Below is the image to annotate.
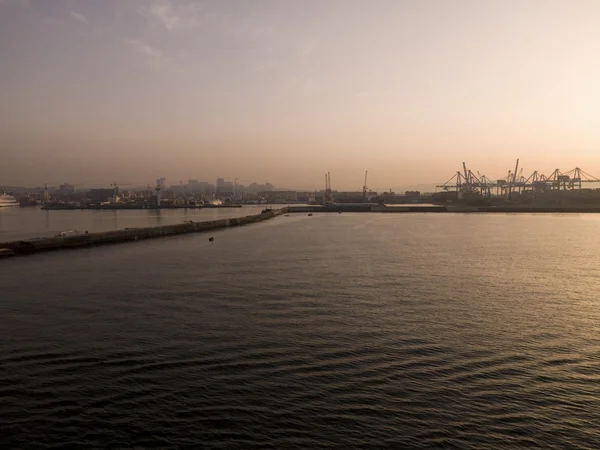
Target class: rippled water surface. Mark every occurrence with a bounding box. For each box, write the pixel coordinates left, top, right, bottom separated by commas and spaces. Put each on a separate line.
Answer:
2, 213, 600, 448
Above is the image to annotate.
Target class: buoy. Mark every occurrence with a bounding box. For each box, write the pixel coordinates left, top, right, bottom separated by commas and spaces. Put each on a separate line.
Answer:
209, 237, 214, 241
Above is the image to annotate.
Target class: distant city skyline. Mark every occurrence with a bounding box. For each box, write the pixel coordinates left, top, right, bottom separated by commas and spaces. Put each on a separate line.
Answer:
3, 161, 600, 195
2, 0, 600, 189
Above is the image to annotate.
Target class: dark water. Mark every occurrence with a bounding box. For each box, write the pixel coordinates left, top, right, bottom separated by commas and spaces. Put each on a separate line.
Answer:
2, 213, 600, 448
0, 205, 269, 241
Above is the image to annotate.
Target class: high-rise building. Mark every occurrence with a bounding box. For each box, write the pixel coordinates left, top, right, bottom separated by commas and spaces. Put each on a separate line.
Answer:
215, 178, 234, 199
156, 177, 167, 189
188, 180, 200, 193
59, 183, 76, 195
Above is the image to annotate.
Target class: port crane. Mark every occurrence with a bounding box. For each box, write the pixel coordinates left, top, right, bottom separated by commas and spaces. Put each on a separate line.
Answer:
110, 182, 132, 203
507, 159, 519, 199
436, 160, 600, 199
324, 172, 332, 203
154, 183, 162, 206
362, 171, 369, 201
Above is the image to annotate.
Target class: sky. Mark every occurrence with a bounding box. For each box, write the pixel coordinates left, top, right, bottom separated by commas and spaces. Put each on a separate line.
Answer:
2, 0, 600, 191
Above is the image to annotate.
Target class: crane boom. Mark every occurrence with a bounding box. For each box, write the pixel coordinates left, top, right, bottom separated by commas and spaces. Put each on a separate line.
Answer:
508, 158, 519, 198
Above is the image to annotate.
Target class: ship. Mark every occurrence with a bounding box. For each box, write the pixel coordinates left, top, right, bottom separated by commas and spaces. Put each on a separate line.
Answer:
0, 192, 18, 208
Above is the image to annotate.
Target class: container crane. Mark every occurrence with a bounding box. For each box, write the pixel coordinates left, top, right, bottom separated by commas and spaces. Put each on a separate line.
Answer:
154, 182, 162, 206
507, 159, 519, 199
362, 171, 369, 200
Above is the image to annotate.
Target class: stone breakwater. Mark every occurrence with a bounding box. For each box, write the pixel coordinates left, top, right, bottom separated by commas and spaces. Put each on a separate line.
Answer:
0, 209, 286, 258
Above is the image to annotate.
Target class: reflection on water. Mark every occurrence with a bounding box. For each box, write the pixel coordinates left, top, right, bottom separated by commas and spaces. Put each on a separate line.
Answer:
147, 208, 162, 226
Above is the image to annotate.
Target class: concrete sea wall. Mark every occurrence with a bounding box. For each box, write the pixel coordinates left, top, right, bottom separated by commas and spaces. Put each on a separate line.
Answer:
0, 208, 287, 258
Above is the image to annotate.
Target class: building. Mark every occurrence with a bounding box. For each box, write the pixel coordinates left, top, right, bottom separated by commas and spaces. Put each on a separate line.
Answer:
296, 192, 312, 202
334, 191, 365, 203
216, 178, 234, 199
200, 182, 214, 198
247, 182, 274, 194
156, 177, 167, 190
188, 180, 200, 193
59, 184, 76, 195
259, 191, 298, 203
87, 188, 114, 204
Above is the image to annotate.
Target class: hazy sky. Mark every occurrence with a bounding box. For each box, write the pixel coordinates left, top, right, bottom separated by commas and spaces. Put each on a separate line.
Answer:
2, 0, 600, 190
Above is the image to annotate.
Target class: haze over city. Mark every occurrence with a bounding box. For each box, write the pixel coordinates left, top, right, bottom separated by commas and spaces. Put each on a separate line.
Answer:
2, 0, 600, 190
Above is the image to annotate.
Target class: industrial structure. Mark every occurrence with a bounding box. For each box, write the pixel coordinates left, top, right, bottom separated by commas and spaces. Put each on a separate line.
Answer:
435, 160, 600, 204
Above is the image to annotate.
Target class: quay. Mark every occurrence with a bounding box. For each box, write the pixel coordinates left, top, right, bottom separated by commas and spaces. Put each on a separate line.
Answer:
0, 208, 286, 258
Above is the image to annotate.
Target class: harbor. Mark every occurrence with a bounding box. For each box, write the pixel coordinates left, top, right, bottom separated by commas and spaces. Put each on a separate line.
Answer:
5, 160, 600, 214
5, 202, 600, 259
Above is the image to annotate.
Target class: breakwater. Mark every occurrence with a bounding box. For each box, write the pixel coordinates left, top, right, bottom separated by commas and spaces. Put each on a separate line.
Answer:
0, 208, 286, 258
288, 205, 600, 213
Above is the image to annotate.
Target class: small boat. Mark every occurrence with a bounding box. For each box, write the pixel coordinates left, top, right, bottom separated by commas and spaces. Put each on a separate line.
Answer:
308, 213, 313, 216
55, 229, 82, 237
